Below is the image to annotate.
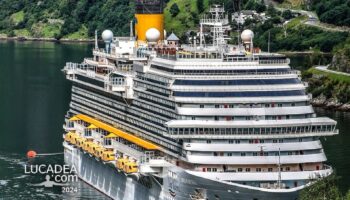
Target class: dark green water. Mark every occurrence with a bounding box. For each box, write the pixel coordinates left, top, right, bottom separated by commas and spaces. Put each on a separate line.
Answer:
0, 41, 107, 199
0, 41, 348, 199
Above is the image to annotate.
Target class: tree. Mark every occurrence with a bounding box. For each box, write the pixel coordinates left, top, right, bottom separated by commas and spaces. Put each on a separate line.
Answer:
299, 174, 342, 200
266, 4, 277, 17
282, 10, 293, 20
170, 3, 180, 17
197, 0, 204, 13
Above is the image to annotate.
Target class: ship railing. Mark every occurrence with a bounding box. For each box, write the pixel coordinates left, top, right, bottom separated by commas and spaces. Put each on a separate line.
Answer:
65, 62, 115, 81
84, 58, 116, 68
111, 141, 144, 159
106, 77, 126, 86
171, 70, 300, 76
93, 49, 133, 60
258, 59, 289, 65
165, 129, 338, 139
200, 18, 228, 25
140, 155, 167, 164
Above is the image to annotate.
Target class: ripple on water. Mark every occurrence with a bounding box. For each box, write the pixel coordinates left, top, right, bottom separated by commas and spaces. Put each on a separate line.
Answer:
0, 180, 9, 186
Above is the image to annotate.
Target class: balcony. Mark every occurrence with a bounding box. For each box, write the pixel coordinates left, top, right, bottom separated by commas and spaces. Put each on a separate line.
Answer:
104, 77, 127, 92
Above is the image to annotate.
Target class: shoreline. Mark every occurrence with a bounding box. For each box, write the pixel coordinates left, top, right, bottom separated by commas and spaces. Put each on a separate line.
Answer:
0, 36, 95, 43
278, 51, 332, 55
311, 97, 350, 112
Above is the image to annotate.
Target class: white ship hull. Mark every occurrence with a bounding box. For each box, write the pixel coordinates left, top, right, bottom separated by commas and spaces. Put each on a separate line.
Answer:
64, 143, 300, 200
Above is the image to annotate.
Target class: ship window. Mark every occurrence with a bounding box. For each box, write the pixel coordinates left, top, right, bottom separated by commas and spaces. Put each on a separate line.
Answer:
238, 168, 242, 172
256, 168, 261, 172
245, 168, 250, 172
200, 105, 204, 108
241, 153, 246, 156
268, 168, 273, 172
227, 153, 232, 156
215, 105, 220, 108
253, 152, 258, 156
286, 167, 290, 171
235, 140, 240, 144
207, 168, 212, 172
212, 168, 217, 172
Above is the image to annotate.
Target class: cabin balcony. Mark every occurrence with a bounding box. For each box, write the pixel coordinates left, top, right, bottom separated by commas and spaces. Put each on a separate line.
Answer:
104, 77, 127, 92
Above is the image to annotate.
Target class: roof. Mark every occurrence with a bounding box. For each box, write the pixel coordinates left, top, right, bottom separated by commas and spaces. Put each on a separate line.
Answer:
74, 114, 159, 150
69, 116, 80, 121
167, 33, 179, 41
87, 124, 98, 129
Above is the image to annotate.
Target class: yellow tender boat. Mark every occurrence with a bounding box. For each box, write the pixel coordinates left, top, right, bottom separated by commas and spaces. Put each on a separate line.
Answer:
64, 132, 73, 143
94, 146, 105, 158
88, 143, 99, 155
83, 140, 94, 152
117, 158, 128, 170
76, 137, 86, 148
124, 161, 138, 173
101, 151, 115, 162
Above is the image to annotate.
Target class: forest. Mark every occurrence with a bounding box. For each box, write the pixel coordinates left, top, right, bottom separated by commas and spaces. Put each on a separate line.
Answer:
0, 0, 349, 56
311, 0, 350, 26
0, 0, 134, 39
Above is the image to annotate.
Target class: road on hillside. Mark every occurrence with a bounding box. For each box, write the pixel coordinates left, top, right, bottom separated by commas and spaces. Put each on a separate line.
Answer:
263, 0, 350, 32
315, 66, 350, 77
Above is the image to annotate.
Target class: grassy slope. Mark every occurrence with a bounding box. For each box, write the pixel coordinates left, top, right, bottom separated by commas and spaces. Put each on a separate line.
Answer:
308, 67, 350, 84
164, 0, 209, 36
63, 25, 88, 39
278, 0, 305, 9
10, 10, 24, 25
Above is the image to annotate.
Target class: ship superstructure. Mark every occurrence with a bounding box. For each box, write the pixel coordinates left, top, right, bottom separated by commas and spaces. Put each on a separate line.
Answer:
62, 3, 338, 200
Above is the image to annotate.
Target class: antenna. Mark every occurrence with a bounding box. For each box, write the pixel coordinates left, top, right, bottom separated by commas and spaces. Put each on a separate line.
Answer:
95, 30, 98, 50
130, 20, 133, 37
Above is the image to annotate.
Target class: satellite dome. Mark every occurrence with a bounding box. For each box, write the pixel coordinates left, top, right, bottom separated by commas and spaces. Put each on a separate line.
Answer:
146, 28, 160, 43
241, 29, 254, 43
102, 30, 113, 42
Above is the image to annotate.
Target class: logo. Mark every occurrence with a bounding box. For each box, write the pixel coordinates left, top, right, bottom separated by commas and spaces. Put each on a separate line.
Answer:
25, 164, 78, 193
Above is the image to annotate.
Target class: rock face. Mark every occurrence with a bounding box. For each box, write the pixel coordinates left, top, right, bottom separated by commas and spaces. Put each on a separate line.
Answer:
329, 48, 350, 73
311, 96, 350, 112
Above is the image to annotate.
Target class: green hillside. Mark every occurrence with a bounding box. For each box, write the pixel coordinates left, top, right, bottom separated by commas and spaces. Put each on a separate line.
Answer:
164, 0, 210, 36
0, 0, 134, 39
0, 0, 349, 57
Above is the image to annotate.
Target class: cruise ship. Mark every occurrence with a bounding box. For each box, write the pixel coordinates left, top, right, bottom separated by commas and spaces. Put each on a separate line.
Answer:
62, 1, 338, 200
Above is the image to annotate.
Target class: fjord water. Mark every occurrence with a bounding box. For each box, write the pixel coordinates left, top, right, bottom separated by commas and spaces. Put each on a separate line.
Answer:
0, 41, 106, 199
0, 41, 349, 199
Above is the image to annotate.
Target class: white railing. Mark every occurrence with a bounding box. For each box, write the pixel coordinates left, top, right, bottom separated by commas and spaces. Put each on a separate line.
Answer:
112, 141, 144, 159
164, 130, 338, 139
172, 70, 301, 76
